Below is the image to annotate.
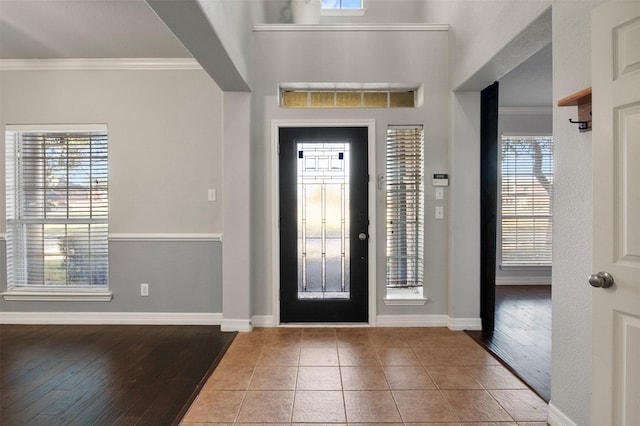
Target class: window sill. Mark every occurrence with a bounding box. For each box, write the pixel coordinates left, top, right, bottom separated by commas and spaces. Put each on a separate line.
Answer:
321, 8, 366, 17
499, 264, 552, 271
384, 298, 428, 306
2, 290, 113, 302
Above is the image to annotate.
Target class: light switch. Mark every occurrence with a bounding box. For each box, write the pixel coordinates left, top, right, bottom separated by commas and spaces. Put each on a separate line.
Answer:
435, 187, 444, 200
435, 206, 444, 219
208, 189, 216, 202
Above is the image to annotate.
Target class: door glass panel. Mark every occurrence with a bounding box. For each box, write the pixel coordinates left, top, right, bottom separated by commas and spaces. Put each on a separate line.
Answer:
297, 142, 350, 299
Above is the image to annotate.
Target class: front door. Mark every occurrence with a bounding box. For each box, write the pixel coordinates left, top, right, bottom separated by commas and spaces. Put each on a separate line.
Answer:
591, 2, 640, 424
279, 127, 368, 323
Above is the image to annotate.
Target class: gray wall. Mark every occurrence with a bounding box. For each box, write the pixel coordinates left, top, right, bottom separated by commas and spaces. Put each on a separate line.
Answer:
0, 68, 224, 313
251, 27, 451, 318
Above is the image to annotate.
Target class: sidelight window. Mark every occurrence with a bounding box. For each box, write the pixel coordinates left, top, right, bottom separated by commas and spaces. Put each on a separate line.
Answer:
386, 126, 424, 299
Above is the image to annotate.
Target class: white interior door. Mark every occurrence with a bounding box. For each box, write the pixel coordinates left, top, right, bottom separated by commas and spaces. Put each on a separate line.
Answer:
591, 2, 640, 425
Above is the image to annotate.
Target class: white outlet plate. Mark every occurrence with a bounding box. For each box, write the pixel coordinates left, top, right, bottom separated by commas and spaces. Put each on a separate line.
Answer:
140, 283, 149, 296
435, 206, 444, 219
208, 188, 216, 202
435, 187, 444, 200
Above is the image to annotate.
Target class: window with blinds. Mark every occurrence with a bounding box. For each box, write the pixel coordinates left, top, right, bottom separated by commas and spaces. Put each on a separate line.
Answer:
5, 126, 108, 289
386, 126, 424, 297
500, 135, 553, 266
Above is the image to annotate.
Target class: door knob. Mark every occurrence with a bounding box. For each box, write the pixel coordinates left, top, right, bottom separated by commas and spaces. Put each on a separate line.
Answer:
588, 271, 614, 288
358, 233, 368, 241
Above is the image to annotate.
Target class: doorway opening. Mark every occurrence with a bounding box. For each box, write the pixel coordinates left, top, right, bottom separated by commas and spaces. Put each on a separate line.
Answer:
471, 42, 553, 402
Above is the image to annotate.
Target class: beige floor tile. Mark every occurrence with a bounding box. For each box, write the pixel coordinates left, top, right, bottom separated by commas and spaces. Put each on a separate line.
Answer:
337, 333, 373, 348
427, 365, 484, 389
458, 423, 518, 426
392, 390, 458, 423
207, 364, 255, 390
376, 347, 421, 366
182, 390, 245, 423
292, 390, 346, 422
341, 366, 389, 390
414, 345, 472, 366
369, 335, 410, 348
466, 365, 529, 389
457, 345, 502, 365
384, 366, 437, 390
256, 346, 300, 366
489, 389, 549, 422
235, 390, 294, 423
296, 366, 342, 390
248, 366, 298, 390
300, 331, 337, 347
338, 346, 380, 365
440, 390, 513, 422
299, 347, 339, 366
343, 390, 402, 423
220, 346, 262, 367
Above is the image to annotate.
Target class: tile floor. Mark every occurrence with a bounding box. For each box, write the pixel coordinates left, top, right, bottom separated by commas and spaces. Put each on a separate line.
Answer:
181, 327, 548, 425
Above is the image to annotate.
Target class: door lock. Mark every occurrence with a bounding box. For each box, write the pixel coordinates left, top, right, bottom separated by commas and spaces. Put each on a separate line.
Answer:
358, 233, 368, 241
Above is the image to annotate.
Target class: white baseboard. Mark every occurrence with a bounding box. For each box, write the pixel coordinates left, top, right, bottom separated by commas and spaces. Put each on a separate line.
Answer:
221, 318, 253, 332
251, 315, 275, 327
376, 314, 449, 327
547, 402, 579, 426
448, 317, 482, 331
0, 311, 222, 325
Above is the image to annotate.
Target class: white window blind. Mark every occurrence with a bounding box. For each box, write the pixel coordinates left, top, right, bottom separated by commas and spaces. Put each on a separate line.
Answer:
500, 135, 553, 266
5, 126, 108, 289
386, 126, 424, 290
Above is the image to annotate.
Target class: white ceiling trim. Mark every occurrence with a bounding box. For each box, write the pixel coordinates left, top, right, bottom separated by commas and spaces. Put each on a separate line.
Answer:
0, 58, 201, 71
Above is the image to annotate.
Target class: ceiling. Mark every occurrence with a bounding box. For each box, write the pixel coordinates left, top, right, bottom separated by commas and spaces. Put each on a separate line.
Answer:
0, 0, 190, 59
499, 43, 553, 108
0, 0, 552, 107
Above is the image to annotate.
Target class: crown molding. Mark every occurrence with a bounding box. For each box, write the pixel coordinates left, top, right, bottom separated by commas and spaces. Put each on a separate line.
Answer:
0, 58, 202, 71
253, 23, 449, 32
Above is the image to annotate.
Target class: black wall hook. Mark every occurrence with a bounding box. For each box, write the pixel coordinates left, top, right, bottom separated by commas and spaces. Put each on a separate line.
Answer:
568, 118, 591, 130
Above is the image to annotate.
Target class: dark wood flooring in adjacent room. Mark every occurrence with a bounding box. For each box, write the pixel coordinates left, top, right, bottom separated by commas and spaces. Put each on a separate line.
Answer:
0, 324, 236, 426
467, 285, 551, 401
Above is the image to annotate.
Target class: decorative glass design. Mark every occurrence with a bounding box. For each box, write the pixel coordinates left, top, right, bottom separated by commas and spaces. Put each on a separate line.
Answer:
297, 142, 350, 299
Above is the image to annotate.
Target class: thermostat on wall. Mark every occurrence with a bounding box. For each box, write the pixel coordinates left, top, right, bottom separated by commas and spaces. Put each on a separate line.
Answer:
432, 173, 449, 186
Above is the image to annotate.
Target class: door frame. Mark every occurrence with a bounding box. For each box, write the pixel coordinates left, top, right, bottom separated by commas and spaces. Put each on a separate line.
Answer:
271, 119, 377, 326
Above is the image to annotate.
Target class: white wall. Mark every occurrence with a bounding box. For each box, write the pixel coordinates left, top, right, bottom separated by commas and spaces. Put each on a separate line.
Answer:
251, 27, 451, 320
264, 0, 428, 23
425, 0, 552, 90
549, 1, 604, 424
197, 0, 266, 87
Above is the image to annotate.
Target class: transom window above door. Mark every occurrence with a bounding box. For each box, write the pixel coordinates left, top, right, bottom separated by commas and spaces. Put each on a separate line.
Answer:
279, 83, 421, 109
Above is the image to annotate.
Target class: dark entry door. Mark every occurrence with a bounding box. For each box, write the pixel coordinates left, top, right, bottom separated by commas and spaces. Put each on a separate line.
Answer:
279, 127, 368, 323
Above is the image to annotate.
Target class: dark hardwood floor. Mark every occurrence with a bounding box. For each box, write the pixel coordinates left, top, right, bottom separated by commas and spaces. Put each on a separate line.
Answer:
0, 324, 236, 425
467, 284, 551, 402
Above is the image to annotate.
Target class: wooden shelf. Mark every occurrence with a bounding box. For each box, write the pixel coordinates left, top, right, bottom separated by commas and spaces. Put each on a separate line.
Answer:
558, 87, 592, 132
557, 87, 591, 107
